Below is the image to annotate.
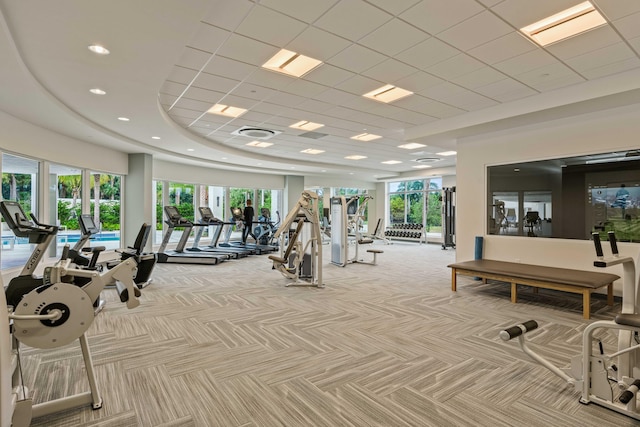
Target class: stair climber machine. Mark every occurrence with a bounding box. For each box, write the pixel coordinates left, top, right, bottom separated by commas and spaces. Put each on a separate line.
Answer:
190, 207, 252, 258
75, 214, 156, 288
500, 231, 640, 420
0, 201, 141, 427
157, 206, 227, 265
268, 190, 323, 287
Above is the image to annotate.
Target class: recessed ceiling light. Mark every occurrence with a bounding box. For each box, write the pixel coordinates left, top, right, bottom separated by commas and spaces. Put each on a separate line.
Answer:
207, 104, 247, 118
520, 1, 606, 46
345, 155, 367, 160
187, 148, 195, 152
301, 148, 325, 154
88, 45, 110, 55
351, 133, 382, 142
117, 117, 130, 121
349, 172, 354, 175
290, 120, 324, 131
398, 143, 426, 150
363, 84, 413, 103
321, 170, 327, 172
514, 168, 520, 172
381, 160, 402, 165
151, 136, 161, 140
246, 141, 273, 148
436, 151, 457, 156
89, 88, 106, 95
262, 49, 322, 78
412, 165, 432, 169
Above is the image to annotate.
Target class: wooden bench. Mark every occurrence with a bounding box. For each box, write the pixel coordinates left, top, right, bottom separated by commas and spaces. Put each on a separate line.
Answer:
448, 259, 619, 319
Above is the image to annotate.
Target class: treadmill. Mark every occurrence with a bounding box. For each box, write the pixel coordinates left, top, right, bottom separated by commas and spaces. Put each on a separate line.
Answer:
224, 207, 277, 255
157, 206, 227, 265
188, 207, 252, 258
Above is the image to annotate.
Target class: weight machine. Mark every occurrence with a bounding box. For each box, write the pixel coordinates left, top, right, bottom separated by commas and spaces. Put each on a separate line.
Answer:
330, 195, 382, 266
268, 190, 323, 287
500, 231, 640, 420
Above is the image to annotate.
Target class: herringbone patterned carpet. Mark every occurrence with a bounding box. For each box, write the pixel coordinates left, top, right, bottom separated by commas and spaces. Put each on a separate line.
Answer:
19, 242, 638, 426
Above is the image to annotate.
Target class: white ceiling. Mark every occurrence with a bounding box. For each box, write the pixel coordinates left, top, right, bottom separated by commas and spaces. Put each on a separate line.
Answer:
1, 0, 639, 182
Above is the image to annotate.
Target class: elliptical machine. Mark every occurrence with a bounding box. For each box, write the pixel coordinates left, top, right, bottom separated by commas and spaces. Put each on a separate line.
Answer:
500, 231, 640, 420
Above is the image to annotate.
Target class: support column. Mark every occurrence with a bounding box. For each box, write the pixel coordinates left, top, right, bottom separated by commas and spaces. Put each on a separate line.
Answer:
284, 175, 304, 214
124, 153, 153, 252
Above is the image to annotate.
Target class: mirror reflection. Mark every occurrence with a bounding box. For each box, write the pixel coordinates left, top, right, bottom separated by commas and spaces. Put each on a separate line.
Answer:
487, 151, 640, 241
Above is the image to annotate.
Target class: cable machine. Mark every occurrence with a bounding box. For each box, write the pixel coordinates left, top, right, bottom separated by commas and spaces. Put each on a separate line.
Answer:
442, 186, 456, 250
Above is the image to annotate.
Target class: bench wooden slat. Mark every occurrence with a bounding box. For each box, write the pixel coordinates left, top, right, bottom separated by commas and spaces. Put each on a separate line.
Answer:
448, 259, 619, 319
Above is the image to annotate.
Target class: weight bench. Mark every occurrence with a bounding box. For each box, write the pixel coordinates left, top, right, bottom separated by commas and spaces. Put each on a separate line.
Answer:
448, 259, 619, 319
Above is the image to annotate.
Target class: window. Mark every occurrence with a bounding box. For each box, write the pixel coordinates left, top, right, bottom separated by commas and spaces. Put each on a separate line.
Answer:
90, 172, 122, 249
388, 178, 443, 236
52, 163, 82, 256
1, 153, 39, 269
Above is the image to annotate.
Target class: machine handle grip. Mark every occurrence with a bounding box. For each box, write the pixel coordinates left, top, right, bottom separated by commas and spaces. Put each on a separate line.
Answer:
499, 320, 538, 341
619, 379, 640, 404
608, 231, 618, 255
592, 233, 603, 258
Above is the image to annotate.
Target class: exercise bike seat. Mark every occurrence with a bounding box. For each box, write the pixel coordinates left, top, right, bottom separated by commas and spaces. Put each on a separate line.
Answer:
615, 313, 640, 328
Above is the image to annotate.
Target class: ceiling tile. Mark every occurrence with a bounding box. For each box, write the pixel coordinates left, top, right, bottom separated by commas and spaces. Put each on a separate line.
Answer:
281, 79, 329, 98
229, 83, 278, 102
217, 34, 278, 66
287, 27, 352, 61
192, 73, 239, 95
359, 19, 429, 57
475, 78, 538, 102
596, 0, 640, 20
581, 57, 640, 79
313, 88, 362, 106
613, 11, 640, 40
361, 59, 419, 84
166, 66, 198, 85
335, 75, 382, 95
259, 0, 337, 23
235, 5, 307, 47
244, 68, 296, 91
545, 26, 622, 60
491, 0, 581, 29
395, 38, 460, 69
160, 81, 188, 97
265, 91, 308, 107
187, 23, 232, 54
202, 56, 256, 81
394, 71, 445, 93
201, 0, 255, 31
515, 62, 582, 89
438, 11, 513, 51
173, 97, 216, 113
400, 0, 485, 35
314, 0, 392, 41
493, 49, 557, 75
450, 67, 507, 90
468, 32, 536, 65
565, 41, 637, 74
365, 0, 421, 16
426, 54, 486, 80
295, 99, 336, 114
302, 64, 354, 87
327, 44, 387, 73
176, 47, 212, 71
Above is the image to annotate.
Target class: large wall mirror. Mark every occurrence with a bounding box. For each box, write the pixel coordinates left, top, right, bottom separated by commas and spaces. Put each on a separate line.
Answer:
488, 151, 640, 242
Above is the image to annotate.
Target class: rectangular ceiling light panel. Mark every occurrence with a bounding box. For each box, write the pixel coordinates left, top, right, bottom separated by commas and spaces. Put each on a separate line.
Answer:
345, 155, 367, 160
246, 141, 273, 148
351, 133, 382, 141
207, 104, 247, 118
520, 1, 607, 46
398, 143, 426, 149
290, 120, 325, 131
437, 151, 457, 156
301, 148, 325, 154
363, 84, 413, 103
381, 160, 402, 164
262, 49, 322, 78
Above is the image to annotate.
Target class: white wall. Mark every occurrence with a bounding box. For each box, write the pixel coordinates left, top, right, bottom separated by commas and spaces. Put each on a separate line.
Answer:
153, 159, 285, 188
456, 104, 640, 293
0, 110, 128, 174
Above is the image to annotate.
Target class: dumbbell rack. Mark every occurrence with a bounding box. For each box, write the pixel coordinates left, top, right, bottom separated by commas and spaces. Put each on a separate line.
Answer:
384, 223, 426, 244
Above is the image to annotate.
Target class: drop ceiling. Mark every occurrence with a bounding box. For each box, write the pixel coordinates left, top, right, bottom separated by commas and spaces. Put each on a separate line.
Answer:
0, 0, 639, 181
